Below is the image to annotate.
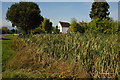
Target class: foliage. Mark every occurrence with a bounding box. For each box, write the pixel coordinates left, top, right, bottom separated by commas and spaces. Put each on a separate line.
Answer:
4, 33, 119, 78
10, 29, 20, 34
0, 27, 20, 34
32, 18, 54, 34
41, 18, 53, 33
78, 21, 87, 33
89, 1, 110, 20
69, 18, 119, 34
31, 27, 45, 34
6, 2, 43, 34
0, 27, 11, 34
118, 22, 120, 31
70, 18, 78, 32
70, 18, 85, 33
52, 26, 60, 34
10, 29, 15, 34
87, 18, 119, 34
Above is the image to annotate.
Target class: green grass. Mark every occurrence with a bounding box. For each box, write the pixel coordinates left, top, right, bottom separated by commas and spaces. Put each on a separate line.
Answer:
1, 34, 16, 71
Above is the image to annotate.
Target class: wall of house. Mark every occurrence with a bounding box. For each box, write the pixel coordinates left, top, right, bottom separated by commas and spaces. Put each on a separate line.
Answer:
58, 22, 69, 33
62, 27, 69, 33
58, 23, 62, 32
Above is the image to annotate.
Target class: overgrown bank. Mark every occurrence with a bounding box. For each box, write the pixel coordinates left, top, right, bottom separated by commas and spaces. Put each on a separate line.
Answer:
2, 33, 119, 78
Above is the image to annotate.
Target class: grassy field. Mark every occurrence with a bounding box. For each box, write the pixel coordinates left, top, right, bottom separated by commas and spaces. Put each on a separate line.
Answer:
1, 35, 16, 71
2, 33, 119, 79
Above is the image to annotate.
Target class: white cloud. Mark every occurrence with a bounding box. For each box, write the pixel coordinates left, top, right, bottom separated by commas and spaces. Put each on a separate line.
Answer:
2, 19, 12, 27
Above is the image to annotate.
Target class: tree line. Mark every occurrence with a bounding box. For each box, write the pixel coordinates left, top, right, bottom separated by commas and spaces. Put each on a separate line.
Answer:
0, 27, 19, 34
5, 1, 120, 35
69, 1, 119, 34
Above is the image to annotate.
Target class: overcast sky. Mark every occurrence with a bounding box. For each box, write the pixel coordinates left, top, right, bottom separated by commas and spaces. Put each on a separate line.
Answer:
0, 1, 119, 29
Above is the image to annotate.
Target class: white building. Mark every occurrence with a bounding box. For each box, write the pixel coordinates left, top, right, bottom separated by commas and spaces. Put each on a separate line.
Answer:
58, 21, 70, 33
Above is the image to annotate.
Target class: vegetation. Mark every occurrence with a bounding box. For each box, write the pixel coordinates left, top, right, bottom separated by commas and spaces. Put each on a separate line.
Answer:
69, 18, 119, 34
6, 2, 43, 34
89, 0, 110, 20
1, 35, 16, 71
0, 27, 19, 34
2, 33, 119, 78
5, 1, 118, 35
0, 27, 11, 34
70, 18, 85, 33
31, 27, 45, 34
41, 18, 53, 33
68, 1, 119, 34
31, 18, 53, 34
2, 1, 120, 79
52, 26, 60, 34
87, 18, 119, 34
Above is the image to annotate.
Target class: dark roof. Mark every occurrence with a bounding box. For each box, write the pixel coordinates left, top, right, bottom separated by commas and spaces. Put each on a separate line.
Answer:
59, 21, 70, 27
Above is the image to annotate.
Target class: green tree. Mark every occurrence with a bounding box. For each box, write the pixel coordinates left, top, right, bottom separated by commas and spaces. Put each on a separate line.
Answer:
89, 0, 110, 20
70, 18, 78, 32
41, 18, 52, 33
52, 26, 60, 34
0, 27, 10, 34
70, 18, 85, 33
88, 18, 119, 34
10, 29, 15, 34
102, 20, 119, 34
6, 2, 43, 34
88, 18, 104, 33
32, 27, 45, 34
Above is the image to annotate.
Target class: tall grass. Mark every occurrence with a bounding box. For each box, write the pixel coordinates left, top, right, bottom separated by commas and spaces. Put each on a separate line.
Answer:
4, 33, 119, 78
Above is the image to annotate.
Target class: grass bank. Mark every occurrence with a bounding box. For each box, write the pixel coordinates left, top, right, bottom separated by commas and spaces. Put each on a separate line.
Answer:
2, 34, 16, 71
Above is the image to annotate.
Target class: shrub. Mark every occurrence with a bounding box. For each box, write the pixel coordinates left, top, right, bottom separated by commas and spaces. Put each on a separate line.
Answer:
87, 18, 119, 34
52, 26, 60, 34
31, 27, 46, 34
70, 18, 85, 33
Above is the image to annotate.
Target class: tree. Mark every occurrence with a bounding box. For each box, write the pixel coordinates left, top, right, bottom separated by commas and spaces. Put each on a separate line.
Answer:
6, 2, 43, 34
52, 26, 60, 34
70, 18, 85, 33
70, 18, 78, 32
89, 0, 110, 20
32, 27, 45, 34
41, 18, 52, 33
11, 29, 15, 34
87, 18, 119, 34
88, 18, 103, 33
0, 27, 10, 34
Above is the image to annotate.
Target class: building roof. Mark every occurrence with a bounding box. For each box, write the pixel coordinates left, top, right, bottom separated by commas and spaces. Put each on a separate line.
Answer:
59, 21, 70, 27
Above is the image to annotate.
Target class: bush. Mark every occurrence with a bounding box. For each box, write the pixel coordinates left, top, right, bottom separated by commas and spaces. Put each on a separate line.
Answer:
52, 27, 60, 34
70, 18, 85, 33
31, 27, 45, 34
87, 18, 119, 34
69, 18, 119, 34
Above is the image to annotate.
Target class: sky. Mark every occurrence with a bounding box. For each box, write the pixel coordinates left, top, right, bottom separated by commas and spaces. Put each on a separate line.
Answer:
0, 1, 119, 29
